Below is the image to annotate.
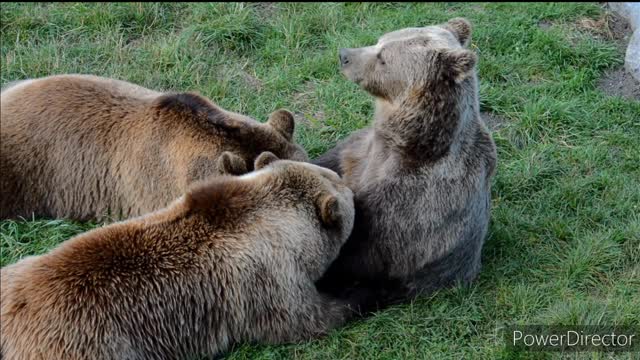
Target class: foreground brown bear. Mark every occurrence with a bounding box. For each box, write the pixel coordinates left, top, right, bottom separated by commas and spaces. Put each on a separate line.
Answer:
0, 74, 308, 221
315, 18, 497, 299
1, 153, 363, 360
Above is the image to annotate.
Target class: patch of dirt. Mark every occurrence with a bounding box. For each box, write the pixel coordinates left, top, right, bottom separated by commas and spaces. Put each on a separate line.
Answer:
590, 5, 640, 101
605, 12, 633, 43
291, 81, 326, 127
538, 20, 553, 30
125, 36, 145, 49
538, 9, 631, 51
293, 110, 326, 128
481, 111, 507, 132
576, 10, 632, 52
238, 69, 263, 91
470, 4, 486, 14
252, 2, 279, 19
597, 68, 640, 101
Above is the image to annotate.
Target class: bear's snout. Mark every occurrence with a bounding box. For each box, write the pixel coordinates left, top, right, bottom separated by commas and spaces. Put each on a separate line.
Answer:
339, 48, 351, 66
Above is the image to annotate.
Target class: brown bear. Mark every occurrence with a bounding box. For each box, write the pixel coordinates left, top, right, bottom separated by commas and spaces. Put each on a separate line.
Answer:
314, 18, 497, 300
0, 74, 308, 221
1, 153, 364, 360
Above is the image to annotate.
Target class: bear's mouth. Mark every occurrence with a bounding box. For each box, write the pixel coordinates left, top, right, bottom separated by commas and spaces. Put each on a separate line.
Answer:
340, 67, 363, 85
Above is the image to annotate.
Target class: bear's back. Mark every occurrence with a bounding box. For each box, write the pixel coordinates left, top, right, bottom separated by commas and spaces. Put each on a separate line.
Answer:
0, 75, 210, 220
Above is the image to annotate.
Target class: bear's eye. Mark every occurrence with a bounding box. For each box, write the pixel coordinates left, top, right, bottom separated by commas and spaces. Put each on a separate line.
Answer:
377, 52, 386, 65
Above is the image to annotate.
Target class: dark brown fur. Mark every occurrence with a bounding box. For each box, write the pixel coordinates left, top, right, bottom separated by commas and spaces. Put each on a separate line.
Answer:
1, 156, 360, 360
0, 75, 308, 221
315, 18, 497, 301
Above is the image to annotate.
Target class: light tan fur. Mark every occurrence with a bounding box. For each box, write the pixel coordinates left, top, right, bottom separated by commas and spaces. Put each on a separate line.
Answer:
0, 74, 308, 221
1, 155, 362, 360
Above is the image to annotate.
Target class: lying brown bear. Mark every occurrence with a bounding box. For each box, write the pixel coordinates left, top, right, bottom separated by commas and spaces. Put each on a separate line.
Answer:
0, 74, 308, 221
1, 153, 363, 360
315, 18, 497, 300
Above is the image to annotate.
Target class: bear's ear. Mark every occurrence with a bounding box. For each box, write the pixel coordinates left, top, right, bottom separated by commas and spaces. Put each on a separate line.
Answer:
442, 49, 477, 83
443, 17, 472, 47
267, 109, 295, 141
317, 193, 340, 227
254, 151, 280, 170
217, 151, 248, 175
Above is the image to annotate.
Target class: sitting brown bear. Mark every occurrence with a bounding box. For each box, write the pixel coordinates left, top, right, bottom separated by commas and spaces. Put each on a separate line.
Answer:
315, 18, 497, 300
1, 153, 363, 360
0, 74, 308, 221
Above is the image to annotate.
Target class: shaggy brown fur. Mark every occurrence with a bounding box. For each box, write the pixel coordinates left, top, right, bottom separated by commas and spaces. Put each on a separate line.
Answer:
315, 18, 497, 300
0, 74, 308, 221
1, 154, 361, 360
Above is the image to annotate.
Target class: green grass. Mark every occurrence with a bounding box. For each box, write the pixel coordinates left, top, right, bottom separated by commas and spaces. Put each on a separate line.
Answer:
1, 3, 639, 359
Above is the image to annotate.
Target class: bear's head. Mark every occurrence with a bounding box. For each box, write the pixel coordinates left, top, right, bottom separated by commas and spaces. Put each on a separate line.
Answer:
152, 93, 309, 172
253, 152, 355, 279
251, 151, 354, 241
202, 106, 310, 167
338, 18, 476, 103
186, 151, 354, 280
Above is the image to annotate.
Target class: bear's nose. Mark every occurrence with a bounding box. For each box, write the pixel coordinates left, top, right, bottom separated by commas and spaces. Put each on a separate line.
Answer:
339, 48, 350, 66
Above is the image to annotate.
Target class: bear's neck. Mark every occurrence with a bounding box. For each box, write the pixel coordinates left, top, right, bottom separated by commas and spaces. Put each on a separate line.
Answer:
372, 78, 477, 163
